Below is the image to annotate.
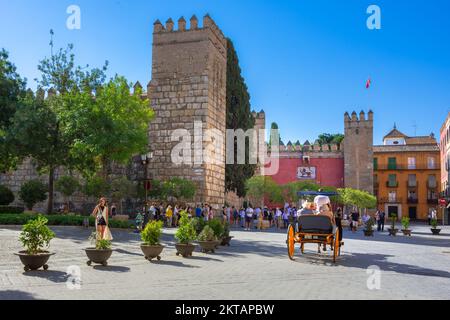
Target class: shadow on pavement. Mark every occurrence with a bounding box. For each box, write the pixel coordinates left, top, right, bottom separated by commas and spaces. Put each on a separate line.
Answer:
22, 270, 69, 283
292, 251, 450, 279
183, 255, 224, 262
92, 265, 130, 272
149, 260, 200, 268
0, 290, 36, 300
114, 248, 143, 257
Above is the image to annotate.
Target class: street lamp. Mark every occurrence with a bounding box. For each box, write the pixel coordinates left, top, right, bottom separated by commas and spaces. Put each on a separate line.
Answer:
141, 151, 154, 217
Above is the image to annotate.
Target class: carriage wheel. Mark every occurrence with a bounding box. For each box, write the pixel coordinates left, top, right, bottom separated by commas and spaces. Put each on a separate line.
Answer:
333, 229, 340, 263
287, 224, 295, 260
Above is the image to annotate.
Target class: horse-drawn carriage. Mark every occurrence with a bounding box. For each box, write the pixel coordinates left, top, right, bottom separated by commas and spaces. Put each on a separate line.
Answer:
287, 191, 344, 263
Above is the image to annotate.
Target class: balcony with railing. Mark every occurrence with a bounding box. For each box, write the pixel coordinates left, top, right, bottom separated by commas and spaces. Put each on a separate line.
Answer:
427, 198, 438, 205
379, 197, 402, 204
407, 197, 418, 204
375, 164, 439, 171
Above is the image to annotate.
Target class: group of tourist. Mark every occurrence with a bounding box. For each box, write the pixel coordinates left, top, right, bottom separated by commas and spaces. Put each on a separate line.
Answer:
220, 200, 339, 231
344, 209, 386, 232
134, 203, 224, 231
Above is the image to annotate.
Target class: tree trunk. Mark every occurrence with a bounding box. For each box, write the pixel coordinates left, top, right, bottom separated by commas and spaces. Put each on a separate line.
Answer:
47, 166, 55, 214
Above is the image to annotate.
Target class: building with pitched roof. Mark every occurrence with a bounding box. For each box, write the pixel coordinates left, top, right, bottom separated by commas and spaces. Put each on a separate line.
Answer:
373, 126, 440, 220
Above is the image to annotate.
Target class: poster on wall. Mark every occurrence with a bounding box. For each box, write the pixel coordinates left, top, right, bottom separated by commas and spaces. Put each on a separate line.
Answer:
297, 167, 316, 180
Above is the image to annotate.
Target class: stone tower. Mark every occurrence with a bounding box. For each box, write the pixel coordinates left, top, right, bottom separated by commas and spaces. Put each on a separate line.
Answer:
147, 15, 227, 207
252, 110, 266, 176
344, 110, 374, 194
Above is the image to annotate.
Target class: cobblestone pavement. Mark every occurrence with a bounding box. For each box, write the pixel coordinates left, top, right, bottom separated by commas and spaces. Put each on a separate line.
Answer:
0, 223, 449, 300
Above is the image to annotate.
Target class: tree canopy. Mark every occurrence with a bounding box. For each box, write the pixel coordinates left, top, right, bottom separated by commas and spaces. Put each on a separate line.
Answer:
0, 49, 26, 172
245, 176, 283, 207
317, 133, 344, 146
2, 31, 154, 213
337, 188, 377, 210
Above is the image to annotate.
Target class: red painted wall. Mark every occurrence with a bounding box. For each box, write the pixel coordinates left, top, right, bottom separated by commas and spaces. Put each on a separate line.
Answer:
266, 157, 344, 188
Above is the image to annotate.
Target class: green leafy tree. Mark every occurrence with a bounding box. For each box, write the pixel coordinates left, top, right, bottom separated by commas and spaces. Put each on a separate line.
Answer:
338, 188, 377, 212
317, 133, 344, 147
0, 49, 26, 172
269, 122, 283, 147
282, 181, 321, 203
83, 175, 111, 199
19, 180, 48, 211
225, 39, 256, 198
0, 185, 15, 205
55, 175, 80, 212
110, 177, 136, 214
245, 176, 283, 207
8, 92, 71, 214
161, 178, 196, 202
66, 76, 153, 177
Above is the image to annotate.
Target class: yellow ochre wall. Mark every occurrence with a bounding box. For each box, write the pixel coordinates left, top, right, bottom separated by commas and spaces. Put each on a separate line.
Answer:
374, 150, 440, 220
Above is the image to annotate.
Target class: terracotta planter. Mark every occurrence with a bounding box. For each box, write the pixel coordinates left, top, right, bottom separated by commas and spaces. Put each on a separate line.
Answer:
401, 229, 412, 236
15, 251, 55, 272
431, 228, 441, 235
140, 244, 164, 261
388, 228, 399, 236
85, 248, 113, 266
363, 230, 374, 237
175, 243, 196, 258
221, 236, 233, 246
198, 241, 220, 253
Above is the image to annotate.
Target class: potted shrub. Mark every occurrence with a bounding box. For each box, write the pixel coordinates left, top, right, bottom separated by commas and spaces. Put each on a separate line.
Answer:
197, 225, 220, 253
431, 218, 441, 235
191, 217, 206, 237
15, 215, 55, 272
140, 220, 164, 261
85, 233, 113, 266
207, 218, 225, 248
388, 214, 399, 236
363, 218, 375, 237
174, 212, 197, 258
221, 221, 234, 246
401, 217, 412, 236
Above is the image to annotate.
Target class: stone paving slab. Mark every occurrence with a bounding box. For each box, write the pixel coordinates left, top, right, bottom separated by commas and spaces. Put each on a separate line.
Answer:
0, 223, 449, 300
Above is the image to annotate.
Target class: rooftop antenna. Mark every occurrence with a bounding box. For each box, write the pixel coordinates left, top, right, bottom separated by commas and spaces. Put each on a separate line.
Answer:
412, 121, 417, 136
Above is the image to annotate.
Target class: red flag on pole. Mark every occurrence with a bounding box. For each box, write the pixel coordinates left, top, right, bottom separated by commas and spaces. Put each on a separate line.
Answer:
366, 78, 371, 89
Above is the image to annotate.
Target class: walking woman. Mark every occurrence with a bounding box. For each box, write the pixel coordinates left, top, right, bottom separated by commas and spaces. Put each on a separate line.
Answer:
92, 197, 111, 240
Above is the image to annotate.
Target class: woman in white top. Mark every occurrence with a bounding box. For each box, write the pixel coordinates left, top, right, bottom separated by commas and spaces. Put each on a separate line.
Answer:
91, 197, 109, 240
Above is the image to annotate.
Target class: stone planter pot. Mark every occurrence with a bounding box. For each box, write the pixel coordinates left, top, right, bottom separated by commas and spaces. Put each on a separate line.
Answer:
140, 244, 164, 261
431, 228, 441, 235
401, 229, 412, 236
363, 230, 374, 237
198, 240, 221, 253
85, 248, 113, 266
388, 228, 399, 236
15, 251, 55, 272
221, 236, 233, 247
175, 243, 196, 258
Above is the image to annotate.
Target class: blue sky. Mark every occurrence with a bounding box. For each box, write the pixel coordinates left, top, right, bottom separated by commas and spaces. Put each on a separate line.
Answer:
1, 0, 449, 144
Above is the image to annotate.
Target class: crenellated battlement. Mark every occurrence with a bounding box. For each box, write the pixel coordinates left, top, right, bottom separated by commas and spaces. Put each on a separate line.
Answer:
345, 110, 373, 123
272, 141, 342, 153
153, 14, 227, 54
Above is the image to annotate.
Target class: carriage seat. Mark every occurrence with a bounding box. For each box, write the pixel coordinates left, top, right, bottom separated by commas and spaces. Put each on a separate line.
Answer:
297, 215, 334, 235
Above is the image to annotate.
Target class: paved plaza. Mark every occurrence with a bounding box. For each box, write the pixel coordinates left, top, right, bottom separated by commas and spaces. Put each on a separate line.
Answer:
0, 223, 449, 300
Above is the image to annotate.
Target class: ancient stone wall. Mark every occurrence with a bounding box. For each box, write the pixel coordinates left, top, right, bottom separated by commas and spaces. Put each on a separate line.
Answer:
343, 110, 374, 194
147, 15, 227, 209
